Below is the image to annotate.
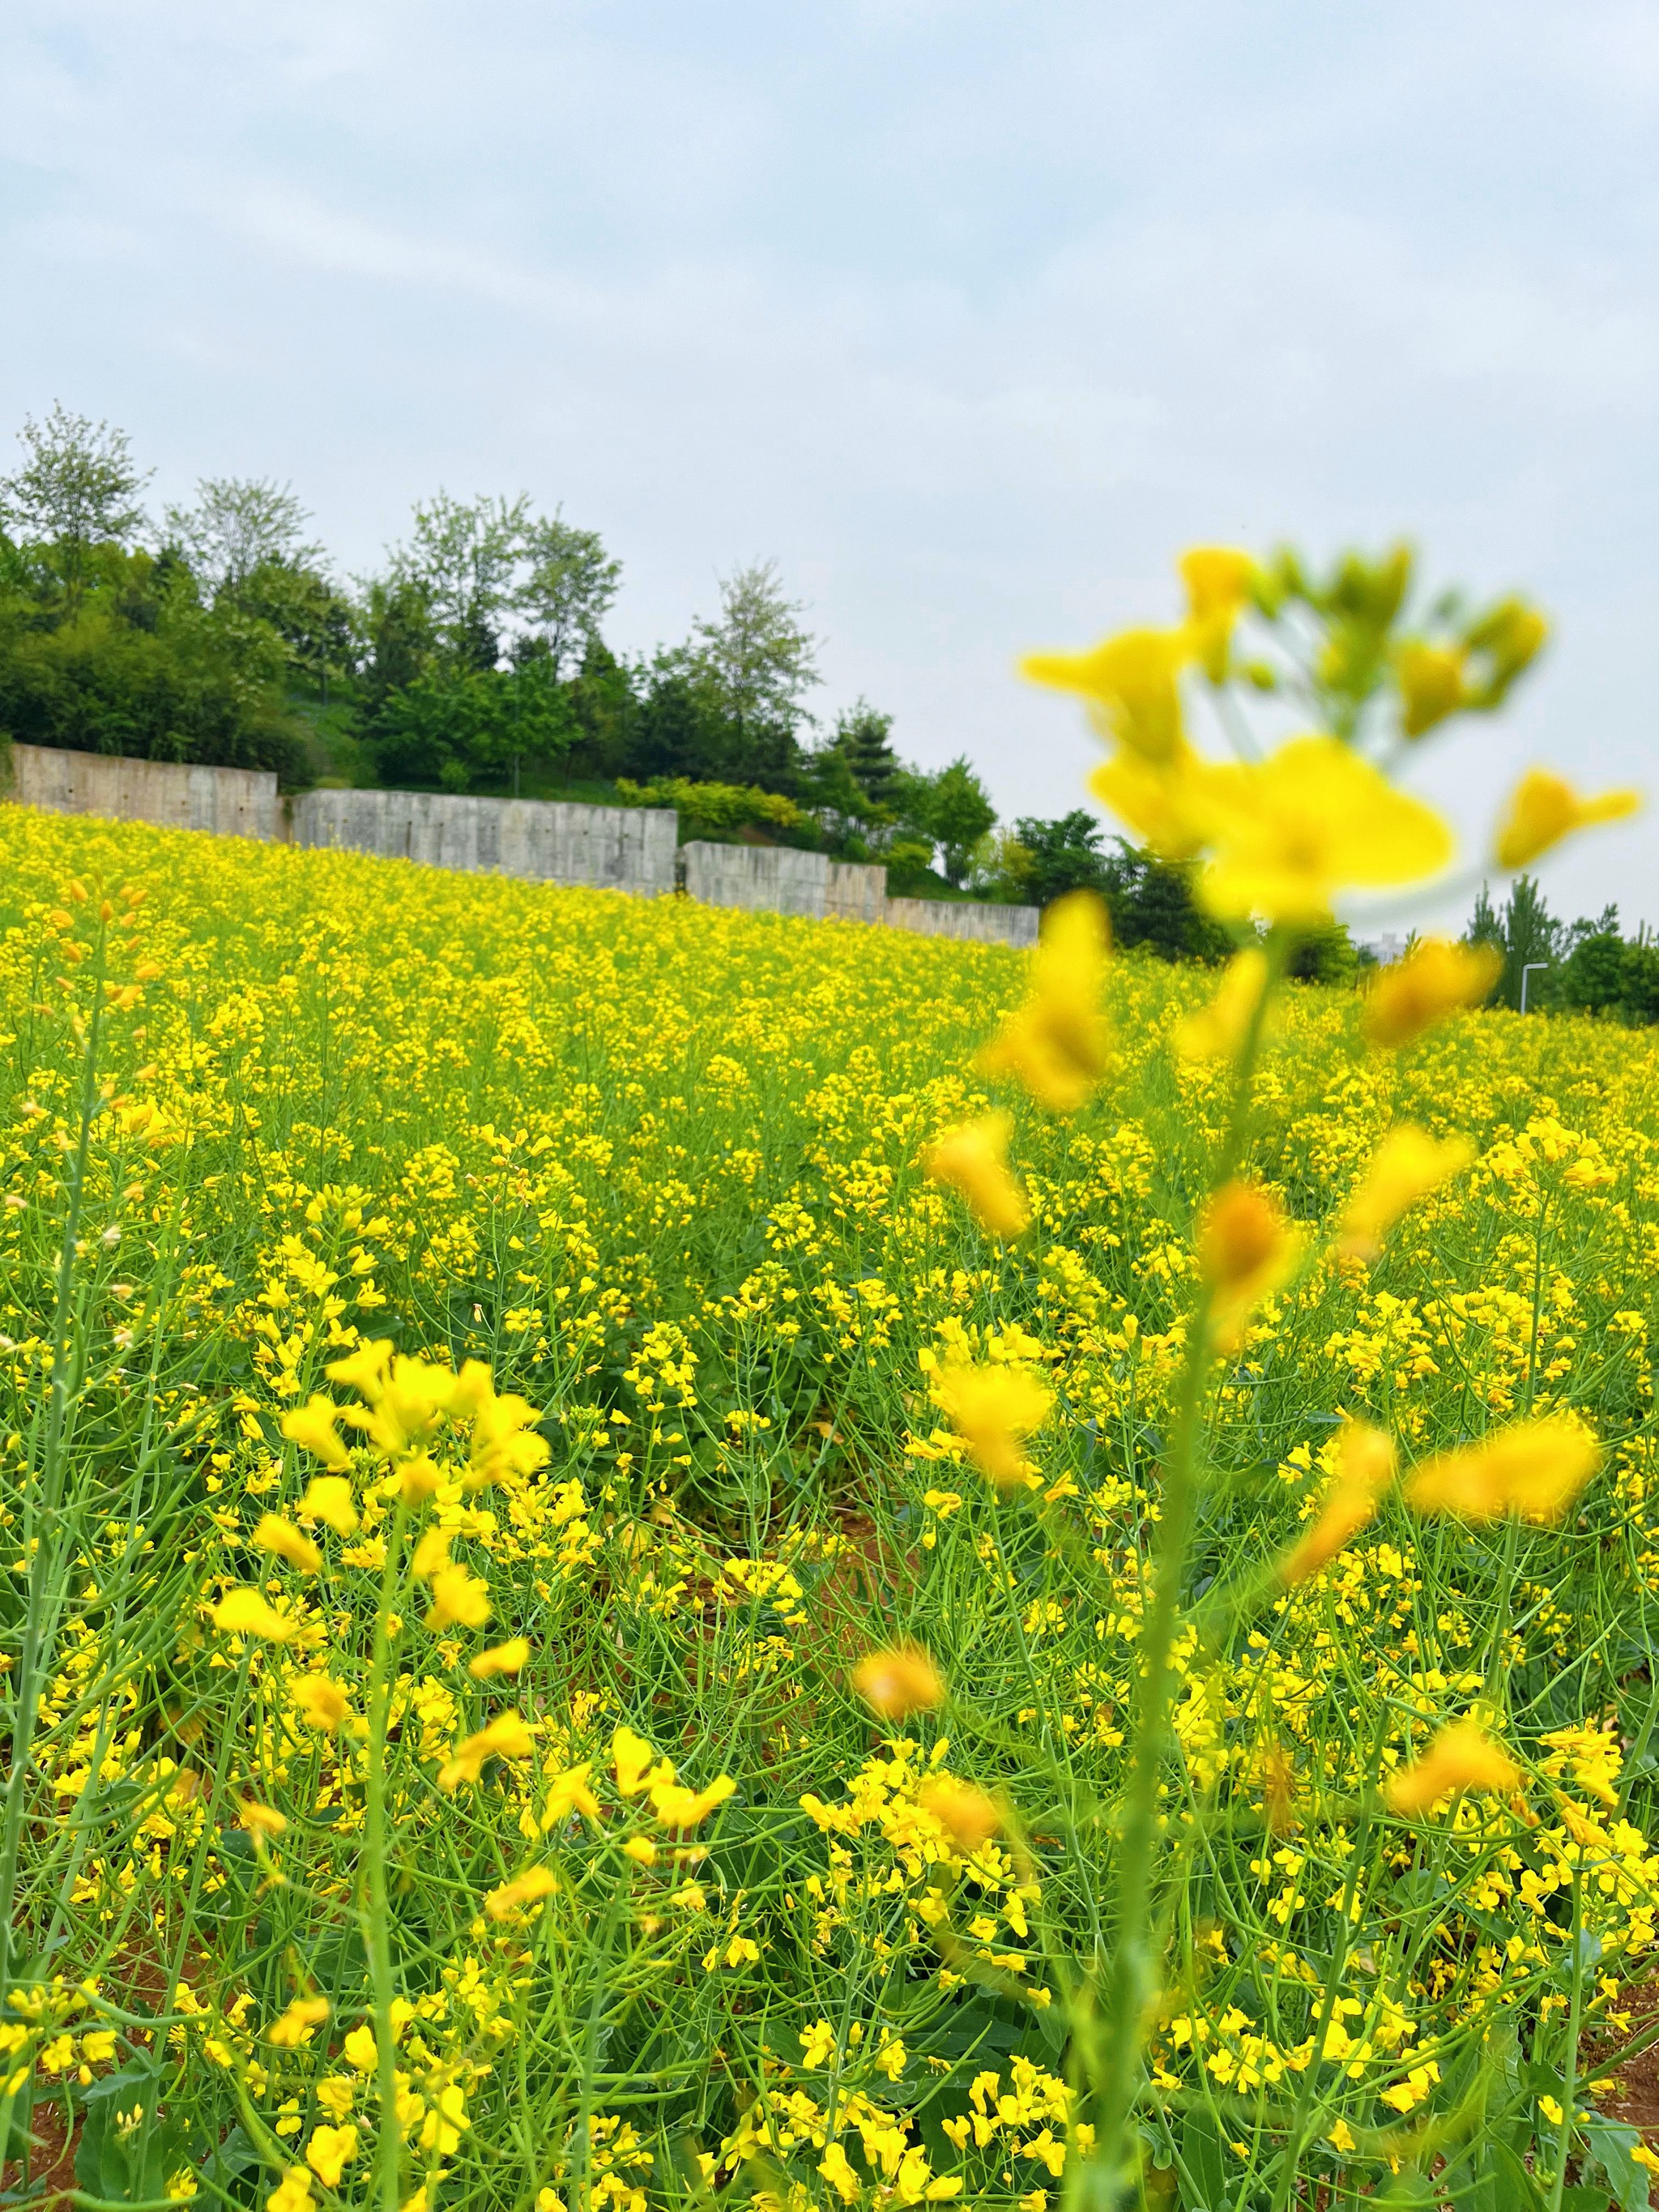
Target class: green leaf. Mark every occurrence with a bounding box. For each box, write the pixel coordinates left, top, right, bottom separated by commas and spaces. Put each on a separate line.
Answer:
1583, 2112, 1654, 2212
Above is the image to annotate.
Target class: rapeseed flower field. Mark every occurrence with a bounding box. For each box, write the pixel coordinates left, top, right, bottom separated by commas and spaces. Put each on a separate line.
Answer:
3, 546, 1656, 2211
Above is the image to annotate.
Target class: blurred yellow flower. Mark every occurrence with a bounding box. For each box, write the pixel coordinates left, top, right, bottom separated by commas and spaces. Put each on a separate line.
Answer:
211, 1587, 295, 1642
426, 1563, 492, 1631
267, 2168, 313, 2212
303, 2125, 358, 2189
1405, 1417, 1600, 1525
1385, 1721, 1520, 1815
1196, 1181, 1299, 1351
1179, 546, 1256, 681
1089, 746, 1214, 863
542, 1762, 602, 1826
469, 1637, 531, 1680
923, 1112, 1029, 1239
932, 1360, 1053, 1489
240, 1800, 287, 1838
1200, 736, 1453, 923
1021, 627, 1188, 762
1361, 937, 1499, 1048
484, 1864, 557, 1920
290, 1676, 351, 1733
1282, 1425, 1395, 1585
437, 1710, 535, 1791
975, 890, 1111, 1115
851, 1645, 945, 1719
1495, 768, 1640, 870
297, 1475, 358, 1535
267, 1996, 329, 2049
254, 1515, 322, 1577
650, 1774, 737, 1830
1174, 948, 1269, 1062
1395, 641, 1467, 737
613, 1726, 674, 1796
918, 1775, 1001, 1850
280, 1395, 350, 1471
1336, 1125, 1475, 1262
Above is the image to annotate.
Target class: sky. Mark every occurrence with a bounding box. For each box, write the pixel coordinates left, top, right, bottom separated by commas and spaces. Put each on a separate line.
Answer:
3, 0, 1656, 932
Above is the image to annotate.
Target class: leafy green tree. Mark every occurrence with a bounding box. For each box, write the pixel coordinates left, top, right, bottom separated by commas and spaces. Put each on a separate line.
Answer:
1559, 932, 1627, 1015
385, 493, 528, 670
1011, 810, 1111, 907
518, 515, 621, 680
0, 405, 150, 606
832, 701, 902, 813
690, 561, 819, 785
903, 758, 996, 889
1465, 876, 1559, 1008
1286, 919, 1360, 987
163, 477, 320, 599
1100, 841, 1231, 963
233, 561, 358, 700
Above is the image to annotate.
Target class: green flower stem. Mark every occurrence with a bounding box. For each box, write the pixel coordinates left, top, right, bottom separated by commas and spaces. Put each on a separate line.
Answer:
1072, 934, 1286, 2208
363, 1495, 412, 2212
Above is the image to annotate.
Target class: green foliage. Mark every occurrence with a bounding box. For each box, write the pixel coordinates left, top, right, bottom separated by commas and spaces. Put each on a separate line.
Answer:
1286, 917, 1361, 987
1010, 809, 1111, 907
1465, 878, 1658, 1023
1099, 839, 1233, 963
0, 541, 307, 778
614, 776, 808, 834
906, 757, 996, 888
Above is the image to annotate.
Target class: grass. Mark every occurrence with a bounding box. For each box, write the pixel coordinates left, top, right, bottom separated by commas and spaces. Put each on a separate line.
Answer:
0, 802, 1656, 2212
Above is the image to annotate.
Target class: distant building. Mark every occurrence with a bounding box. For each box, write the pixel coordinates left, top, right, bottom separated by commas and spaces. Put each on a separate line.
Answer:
1358, 932, 1409, 967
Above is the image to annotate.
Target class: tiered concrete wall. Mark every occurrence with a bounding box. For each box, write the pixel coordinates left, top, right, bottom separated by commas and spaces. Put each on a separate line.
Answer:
7, 742, 281, 841
681, 839, 1038, 947
291, 788, 677, 896
885, 895, 1041, 948
2, 743, 1039, 943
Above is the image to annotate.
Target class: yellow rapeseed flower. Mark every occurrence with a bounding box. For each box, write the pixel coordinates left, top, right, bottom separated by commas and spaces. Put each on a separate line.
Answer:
1495, 768, 1640, 870
426, 1563, 492, 1631
542, 1762, 603, 1826
254, 1515, 322, 1577
975, 890, 1111, 1115
484, 1865, 558, 1920
437, 1710, 535, 1791
1196, 1181, 1299, 1352
303, 2124, 359, 2189
1174, 948, 1270, 1062
649, 1774, 738, 1830
1395, 641, 1467, 737
851, 1645, 945, 1719
279, 1395, 350, 1471
1200, 735, 1453, 923
1336, 1126, 1475, 1262
240, 1800, 288, 1838
917, 1775, 1001, 1850
297, 1475, 358, 1535
612, 1726, 674, 1796
211, 1587, 295, 1642
1089, 745, 1214, 863
267, 1996, 329, 2049
1282, 1425, 1396, 1585
932, 1360, 1053, 1489
1385, 1721, 1520, 1816
1179, 546, 1256, 681
1020, 626, 1188, 762
923, 1111, 1029, 1239
290, 1676, 352, 1733
267, 2169, 313, 2212
1405, 1417, 1600, 1525
469, 1637, 531, 1680
1360, 937, 1499, 1048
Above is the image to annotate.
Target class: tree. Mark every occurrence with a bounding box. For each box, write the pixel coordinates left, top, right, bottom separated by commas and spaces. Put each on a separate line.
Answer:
1465, 876, 1559, 1008
163, 477, 320, 600
1100, 841, 1231, 963
0, 404, 151, 602
235, 560, 358, 699
1011, 810, 1111, 907
690, 560, 819, 781
832, 701, 902, 813
518, 515, 621, 680
1286, 919, 1360, 987
385, 493, 529, 669
911, 758, 996, 889
1559, 932, 1627, 1015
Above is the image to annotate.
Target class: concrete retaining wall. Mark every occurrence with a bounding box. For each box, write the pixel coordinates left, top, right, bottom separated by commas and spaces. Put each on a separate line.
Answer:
682, 839, 1038, 946
291, 788, 677, 896
885, 895, 1041, 948
7, 742, 281, 841
3, 742, 1039, 943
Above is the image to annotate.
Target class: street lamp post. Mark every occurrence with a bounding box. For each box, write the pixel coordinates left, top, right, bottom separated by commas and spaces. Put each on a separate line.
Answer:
1520, 962, 1549, 1013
